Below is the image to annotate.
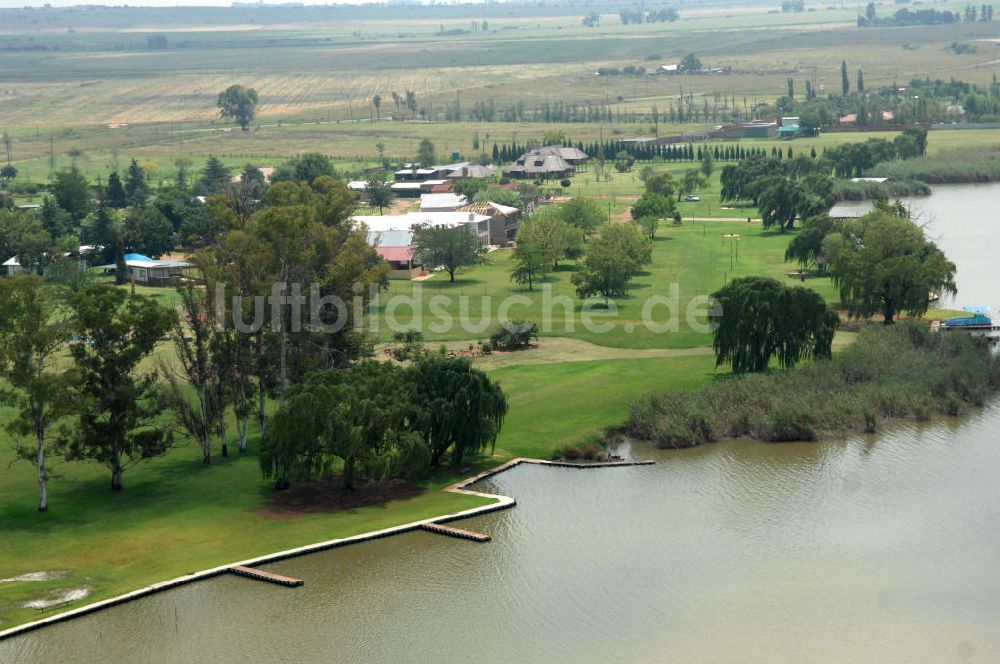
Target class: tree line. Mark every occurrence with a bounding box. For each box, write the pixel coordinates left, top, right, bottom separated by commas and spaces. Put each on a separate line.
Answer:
0, 161, 509, 512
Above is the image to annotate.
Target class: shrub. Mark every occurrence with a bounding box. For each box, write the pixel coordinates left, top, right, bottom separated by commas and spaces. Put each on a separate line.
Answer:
560, 179, 572, 188
392, 329, 425, 361
489, 320, 539, 351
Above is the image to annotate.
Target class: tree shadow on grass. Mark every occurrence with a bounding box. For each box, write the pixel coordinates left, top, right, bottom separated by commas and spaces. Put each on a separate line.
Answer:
253, 475, 425, 519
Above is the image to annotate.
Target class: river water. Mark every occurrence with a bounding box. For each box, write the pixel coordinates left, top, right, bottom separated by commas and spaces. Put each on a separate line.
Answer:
835, 182, 1000, 312
3, 185, 1000, 663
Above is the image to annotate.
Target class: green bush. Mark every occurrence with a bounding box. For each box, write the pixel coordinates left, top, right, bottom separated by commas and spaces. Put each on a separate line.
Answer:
489, 320, 539, 351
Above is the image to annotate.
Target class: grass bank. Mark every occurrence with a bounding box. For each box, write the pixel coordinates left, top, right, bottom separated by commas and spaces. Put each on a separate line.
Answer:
834, 177, 931, 200
625, 323, 1000, 448
871, 146, 1000, 184
0, 351, 716, 630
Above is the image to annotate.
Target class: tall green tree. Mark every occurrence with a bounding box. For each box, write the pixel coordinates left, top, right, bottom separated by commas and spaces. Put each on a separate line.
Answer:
105, 171, 128, 209
365, 172, 395, 214
123, 206, 174, 257
510, 220, 550, 290
857, 69, 865, 93
124, 158, 150, 207
0, 211, 54, 275
270, 153, 336, 185
784, 214, 838, 271
51, 166, 92, 223
196, 156, 232, 196
558, 197, 604, 238
217, 84, 259, 131
262, 362, 430, 490
826, 213, 957, 323
571, 223, 651, 306
640, 169, 676, 199
84, 202, 118, 263
417, 138, 436, 167
679, 169, 708, 202
61, 285, 176, 490
711, 276, 839, 373
412, 223, 485, 282
700, 146, 714, 178
680, 52, 702, 71
0, 277, 74, 512
754, 174, 835, 231
408, 357, 508, 466
162, 283, 224, 465
632, 192, 676, 221
39, 196, 74, 238
841, 60, 850, 95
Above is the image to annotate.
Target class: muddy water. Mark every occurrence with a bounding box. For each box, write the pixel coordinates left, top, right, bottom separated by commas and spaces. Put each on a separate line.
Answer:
4, 416, 1000, 663
835, 182, 1000, 311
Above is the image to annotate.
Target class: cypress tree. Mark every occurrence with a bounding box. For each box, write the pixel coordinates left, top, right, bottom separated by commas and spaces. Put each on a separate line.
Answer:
105, 171, 127, 209
124, 158, 149, 207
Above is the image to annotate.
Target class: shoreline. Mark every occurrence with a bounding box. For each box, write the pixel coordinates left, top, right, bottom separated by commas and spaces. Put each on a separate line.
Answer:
0, 457, 653, 642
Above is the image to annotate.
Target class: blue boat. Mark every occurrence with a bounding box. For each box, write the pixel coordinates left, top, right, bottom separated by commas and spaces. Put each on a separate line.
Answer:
944, 306, 994, 329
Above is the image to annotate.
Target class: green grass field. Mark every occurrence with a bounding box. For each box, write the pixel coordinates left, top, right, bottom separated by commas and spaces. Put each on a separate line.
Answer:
368, 220, 838, 348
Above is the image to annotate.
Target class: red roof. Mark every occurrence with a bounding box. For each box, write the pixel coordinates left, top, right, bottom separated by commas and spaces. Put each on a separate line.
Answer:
430, 183, 453, 193
376, 246, 415, 262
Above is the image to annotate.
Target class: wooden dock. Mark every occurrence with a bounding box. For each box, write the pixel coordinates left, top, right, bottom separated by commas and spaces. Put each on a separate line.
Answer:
229, 565, 303, 587
421, 522, 491, 542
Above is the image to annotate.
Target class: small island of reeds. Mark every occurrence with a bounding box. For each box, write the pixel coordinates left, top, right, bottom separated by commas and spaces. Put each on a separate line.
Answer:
625, 323, 1000, 448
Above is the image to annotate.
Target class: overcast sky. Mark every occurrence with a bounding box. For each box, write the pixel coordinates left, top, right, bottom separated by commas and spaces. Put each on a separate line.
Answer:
0, 1, 411, 8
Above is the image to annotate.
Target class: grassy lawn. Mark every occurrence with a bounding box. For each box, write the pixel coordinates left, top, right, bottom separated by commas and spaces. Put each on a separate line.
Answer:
368, 220, 839, 348
0, 351, 718, 630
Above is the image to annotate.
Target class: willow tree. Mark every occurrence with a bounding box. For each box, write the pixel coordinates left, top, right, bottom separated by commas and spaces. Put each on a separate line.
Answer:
260, 362, 429, 490
407, 357, 508, 467
826, 213, 956, 324
711, 276, 838, 374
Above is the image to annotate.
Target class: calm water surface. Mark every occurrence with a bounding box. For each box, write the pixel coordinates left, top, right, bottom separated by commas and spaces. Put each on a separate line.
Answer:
837, 182, 1000, 310
3, 184, 1000, 663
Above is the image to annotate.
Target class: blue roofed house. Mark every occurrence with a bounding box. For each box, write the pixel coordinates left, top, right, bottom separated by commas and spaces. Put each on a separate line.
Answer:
97, 253, 194, 287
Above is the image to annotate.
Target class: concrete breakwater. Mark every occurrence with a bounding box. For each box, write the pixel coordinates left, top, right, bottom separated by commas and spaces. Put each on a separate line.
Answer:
0, 456, 653, 641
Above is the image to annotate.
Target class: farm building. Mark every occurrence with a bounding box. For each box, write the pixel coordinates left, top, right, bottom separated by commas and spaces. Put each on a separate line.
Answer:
348, 179, 451, 197
367, 229, 425, 280
778, 117, 801, 138
354, 211, 491, 239
503, 146, 588, 179
96, 253, 193, 287
354, 210, 494, 247
393, 161, 497, 183
3, 245, 100, 277
419, 192, 468, 212
456, 201, 521, 246
447, 164, 497, 179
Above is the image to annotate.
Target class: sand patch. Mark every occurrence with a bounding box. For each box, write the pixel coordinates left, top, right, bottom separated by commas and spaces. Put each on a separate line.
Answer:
1, 571, 70, 583
21, 587, 90, 610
